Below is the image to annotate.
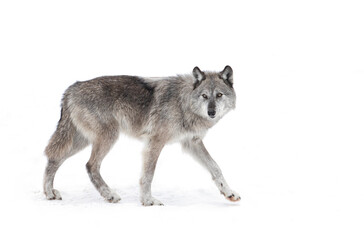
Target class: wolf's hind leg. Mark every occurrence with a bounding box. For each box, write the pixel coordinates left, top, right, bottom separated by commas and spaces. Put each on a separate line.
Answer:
182, 137, 241, 202
44, 131, 89, 200
86, 128, 120, 203
44, 159, 64, 200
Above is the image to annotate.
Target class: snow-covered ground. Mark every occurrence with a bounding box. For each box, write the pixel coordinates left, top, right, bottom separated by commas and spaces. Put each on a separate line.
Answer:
1, 1, 364, 239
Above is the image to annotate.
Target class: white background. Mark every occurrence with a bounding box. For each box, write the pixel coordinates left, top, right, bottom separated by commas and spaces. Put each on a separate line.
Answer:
1, 0, 363, 239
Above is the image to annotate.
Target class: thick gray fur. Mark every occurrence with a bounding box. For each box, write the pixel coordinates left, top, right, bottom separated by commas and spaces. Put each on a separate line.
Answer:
44, 66, 240, 206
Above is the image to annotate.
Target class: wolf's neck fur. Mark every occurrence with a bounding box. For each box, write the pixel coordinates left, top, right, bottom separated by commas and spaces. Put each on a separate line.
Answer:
142, 75, 216, 141
175, 75, 216, 135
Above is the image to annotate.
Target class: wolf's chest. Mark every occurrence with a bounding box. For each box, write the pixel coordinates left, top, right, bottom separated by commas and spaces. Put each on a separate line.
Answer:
167, 130, 207, 144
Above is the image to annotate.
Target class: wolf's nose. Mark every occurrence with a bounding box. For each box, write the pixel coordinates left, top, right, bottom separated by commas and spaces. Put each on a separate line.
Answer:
208, 110, 216, 118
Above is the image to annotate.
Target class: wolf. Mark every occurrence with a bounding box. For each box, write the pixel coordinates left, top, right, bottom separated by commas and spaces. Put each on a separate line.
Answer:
44, 65, 240, 206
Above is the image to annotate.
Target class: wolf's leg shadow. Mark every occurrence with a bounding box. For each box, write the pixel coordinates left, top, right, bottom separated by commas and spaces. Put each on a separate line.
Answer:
182, 137, 241, 202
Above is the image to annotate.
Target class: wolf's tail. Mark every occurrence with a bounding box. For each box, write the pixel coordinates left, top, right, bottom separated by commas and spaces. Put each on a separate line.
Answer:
44, 99, 76, 160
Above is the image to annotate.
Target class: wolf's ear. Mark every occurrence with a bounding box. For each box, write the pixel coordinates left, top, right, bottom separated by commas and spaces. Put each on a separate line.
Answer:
193, 66, 206, 82
219, 65, 233, 87
192, 66, 206, 89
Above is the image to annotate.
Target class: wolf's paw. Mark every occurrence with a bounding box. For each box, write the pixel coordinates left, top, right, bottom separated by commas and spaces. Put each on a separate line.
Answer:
226, 192, 241, 202
141, 197, 164, 206
221, 190, 241, 202
105, 192, 121, 203
45, 189, 62, 200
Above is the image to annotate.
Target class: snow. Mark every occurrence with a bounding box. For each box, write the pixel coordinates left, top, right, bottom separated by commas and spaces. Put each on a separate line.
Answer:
1, 0, 364, 239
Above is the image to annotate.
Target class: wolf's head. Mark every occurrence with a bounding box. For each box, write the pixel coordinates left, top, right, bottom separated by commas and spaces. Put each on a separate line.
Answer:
190, 66, 236, 121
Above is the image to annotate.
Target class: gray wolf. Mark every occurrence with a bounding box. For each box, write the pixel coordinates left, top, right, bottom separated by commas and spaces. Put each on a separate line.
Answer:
44, 66, 240, 206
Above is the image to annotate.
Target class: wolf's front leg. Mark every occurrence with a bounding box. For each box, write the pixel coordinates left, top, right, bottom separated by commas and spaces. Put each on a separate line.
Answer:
140, 137, 166, 206
182, 137, 241, 202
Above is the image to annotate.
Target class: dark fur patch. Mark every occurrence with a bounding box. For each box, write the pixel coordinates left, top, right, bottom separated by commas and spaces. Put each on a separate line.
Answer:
208, 100, 216, 111
159, 81, 176, 105
137, 77, 155, 93
102, 76, 155, 109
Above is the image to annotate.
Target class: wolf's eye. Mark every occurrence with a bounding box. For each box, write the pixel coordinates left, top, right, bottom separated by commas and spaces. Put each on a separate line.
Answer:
202, 94, 208, 99
216, 93, 223, 98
